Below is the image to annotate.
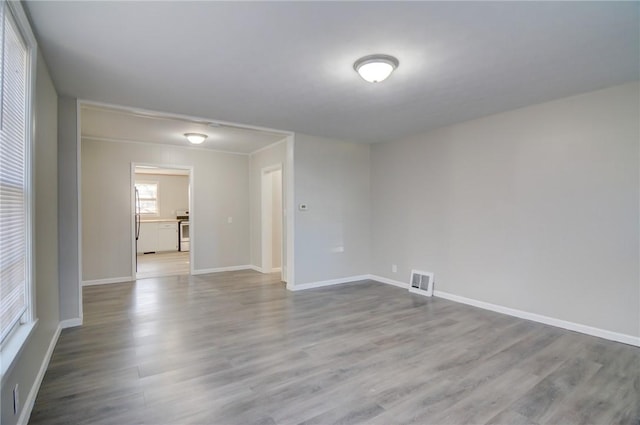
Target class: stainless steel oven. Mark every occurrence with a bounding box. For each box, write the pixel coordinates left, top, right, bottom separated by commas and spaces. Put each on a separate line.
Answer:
177, 210, 190, 252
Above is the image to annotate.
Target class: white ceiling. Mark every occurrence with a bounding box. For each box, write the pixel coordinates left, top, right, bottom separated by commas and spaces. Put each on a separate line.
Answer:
26, 1, 639, 143
81, 105, 287, 154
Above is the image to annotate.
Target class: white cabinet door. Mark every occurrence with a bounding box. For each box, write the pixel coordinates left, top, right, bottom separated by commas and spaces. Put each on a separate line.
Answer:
137, 222, 158, 253
158, 222, 178, 252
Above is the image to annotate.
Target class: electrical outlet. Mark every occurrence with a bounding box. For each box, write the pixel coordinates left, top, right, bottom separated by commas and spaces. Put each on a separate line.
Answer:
227, 217, 233, 224
13, 384, 19, 415
392, 264, 397, 273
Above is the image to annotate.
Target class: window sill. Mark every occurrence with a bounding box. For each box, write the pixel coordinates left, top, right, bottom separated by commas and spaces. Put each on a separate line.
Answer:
0, 319, 38, 383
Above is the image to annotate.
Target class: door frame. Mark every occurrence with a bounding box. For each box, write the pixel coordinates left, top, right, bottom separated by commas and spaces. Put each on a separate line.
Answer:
261, 163, 283, 280
131, 162, 194, 278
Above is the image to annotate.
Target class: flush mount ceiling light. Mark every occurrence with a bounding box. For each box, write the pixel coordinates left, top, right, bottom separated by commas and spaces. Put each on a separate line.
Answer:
353, 54, 399, 83
184, 133, 208, 144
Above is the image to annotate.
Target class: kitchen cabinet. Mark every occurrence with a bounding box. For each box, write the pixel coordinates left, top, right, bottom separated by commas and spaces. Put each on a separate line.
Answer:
137, 221, 178, 253
137, 222, 158, 253
158, 222, 179, 251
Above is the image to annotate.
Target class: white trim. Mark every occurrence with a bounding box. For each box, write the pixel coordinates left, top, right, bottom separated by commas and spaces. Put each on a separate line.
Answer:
188, 167, 195, 277
192, 265, 253, 275
16, 324, 61, 425
82, 276, 134, 286
366, 276, 640, 347
134, 179, 160, 217
261, 164, 283, 274
261, 166, 273, 273
130, 162, 137, 277
59, 318, 82, 329
0, 320, 38, 382
249, 266, 281, 274
249, 137, 288, 156
368, 274, 409, 289
285, 135, 295, 285
1, 0, 38, 353
287, 275, 370, 291
83, 135, 250, 156
432, 290, 640, 347
79, 100, 292, 137
76, 99, 83, 323
129, 162, 195, 279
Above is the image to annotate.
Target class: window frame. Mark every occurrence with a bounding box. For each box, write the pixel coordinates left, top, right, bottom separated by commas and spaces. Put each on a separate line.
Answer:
0, 0, 38, 380
135, 180, 160, 216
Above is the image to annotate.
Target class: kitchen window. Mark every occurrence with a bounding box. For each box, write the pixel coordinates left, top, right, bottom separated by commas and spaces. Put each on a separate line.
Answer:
135, 181, 159, 215
0, 0, 38, 376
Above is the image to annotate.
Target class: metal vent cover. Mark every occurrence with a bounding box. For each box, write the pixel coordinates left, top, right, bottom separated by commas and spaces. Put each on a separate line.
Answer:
409, 270, 434, 297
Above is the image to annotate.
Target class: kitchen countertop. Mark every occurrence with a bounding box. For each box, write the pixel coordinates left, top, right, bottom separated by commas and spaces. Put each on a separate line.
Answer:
140, 218, 180, 223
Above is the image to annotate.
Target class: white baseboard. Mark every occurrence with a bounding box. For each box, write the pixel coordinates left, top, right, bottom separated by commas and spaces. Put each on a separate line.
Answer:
17, 323, 61, 425
192, 265, 252, 275
368, 274, 409, 289
249, 266, 282, 274
287, 274, 371, 291
365, 275, 639, 347
82, 276, 133, 286
433, 290, 640, 347
59, 318, 82, 329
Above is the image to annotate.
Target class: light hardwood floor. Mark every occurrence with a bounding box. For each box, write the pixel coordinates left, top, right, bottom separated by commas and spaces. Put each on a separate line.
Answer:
30, 271, 639, 424
136, 251, 190, 279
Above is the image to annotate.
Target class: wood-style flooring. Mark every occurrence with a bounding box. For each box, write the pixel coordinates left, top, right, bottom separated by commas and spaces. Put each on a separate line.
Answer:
136, 251, 190, 279
29, 271, 640, 424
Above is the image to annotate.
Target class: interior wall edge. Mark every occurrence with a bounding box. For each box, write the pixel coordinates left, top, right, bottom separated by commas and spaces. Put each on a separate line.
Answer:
14, 323, 62, 425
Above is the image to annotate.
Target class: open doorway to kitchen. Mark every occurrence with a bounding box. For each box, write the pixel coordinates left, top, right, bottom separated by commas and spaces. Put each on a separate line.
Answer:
80, 102, 294, 293
261, 164, 284, 281
133, 163, 193, 279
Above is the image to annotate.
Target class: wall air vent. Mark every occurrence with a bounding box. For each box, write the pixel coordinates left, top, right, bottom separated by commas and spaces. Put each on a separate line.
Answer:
409, 270, 434, 297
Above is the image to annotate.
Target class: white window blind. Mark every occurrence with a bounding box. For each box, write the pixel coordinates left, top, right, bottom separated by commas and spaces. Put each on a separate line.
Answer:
0, 4, 30, 343
136, 182, 159, 215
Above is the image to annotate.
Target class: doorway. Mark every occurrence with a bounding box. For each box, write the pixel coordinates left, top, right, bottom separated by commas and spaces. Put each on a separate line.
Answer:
261, 164, 283, 280
132, 163, 193, 279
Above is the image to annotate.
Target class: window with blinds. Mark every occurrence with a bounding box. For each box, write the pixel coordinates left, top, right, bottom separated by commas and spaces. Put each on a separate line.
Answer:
0, 2, 32, 344
135, 182, 159, 215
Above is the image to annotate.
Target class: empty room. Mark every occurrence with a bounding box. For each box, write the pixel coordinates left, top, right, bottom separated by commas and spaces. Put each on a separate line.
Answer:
0, 1, 638, 425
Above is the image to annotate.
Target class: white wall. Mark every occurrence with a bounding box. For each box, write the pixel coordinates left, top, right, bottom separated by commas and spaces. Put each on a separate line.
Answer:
248, 141, 287, 272
2, 51, 60, 425
272, 169, 282, 268
82, 139, 250, 281
371, 82, 640, 338
293, 134, 371, 285
135, 173, 189, 219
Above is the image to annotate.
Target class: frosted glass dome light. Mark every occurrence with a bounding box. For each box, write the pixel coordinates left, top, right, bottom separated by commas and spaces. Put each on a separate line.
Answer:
354, 54, 399, 83
184, 133, 208, 144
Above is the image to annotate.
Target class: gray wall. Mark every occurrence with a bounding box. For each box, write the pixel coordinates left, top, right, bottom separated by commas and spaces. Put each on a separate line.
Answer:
57, 96, 80, 322
294, 134, 371, 285
371, 82, 640, 338
248, 141, 287, 272
134, 173, 189, 219
82, 139, 250, 281
2, 52, 60, 425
